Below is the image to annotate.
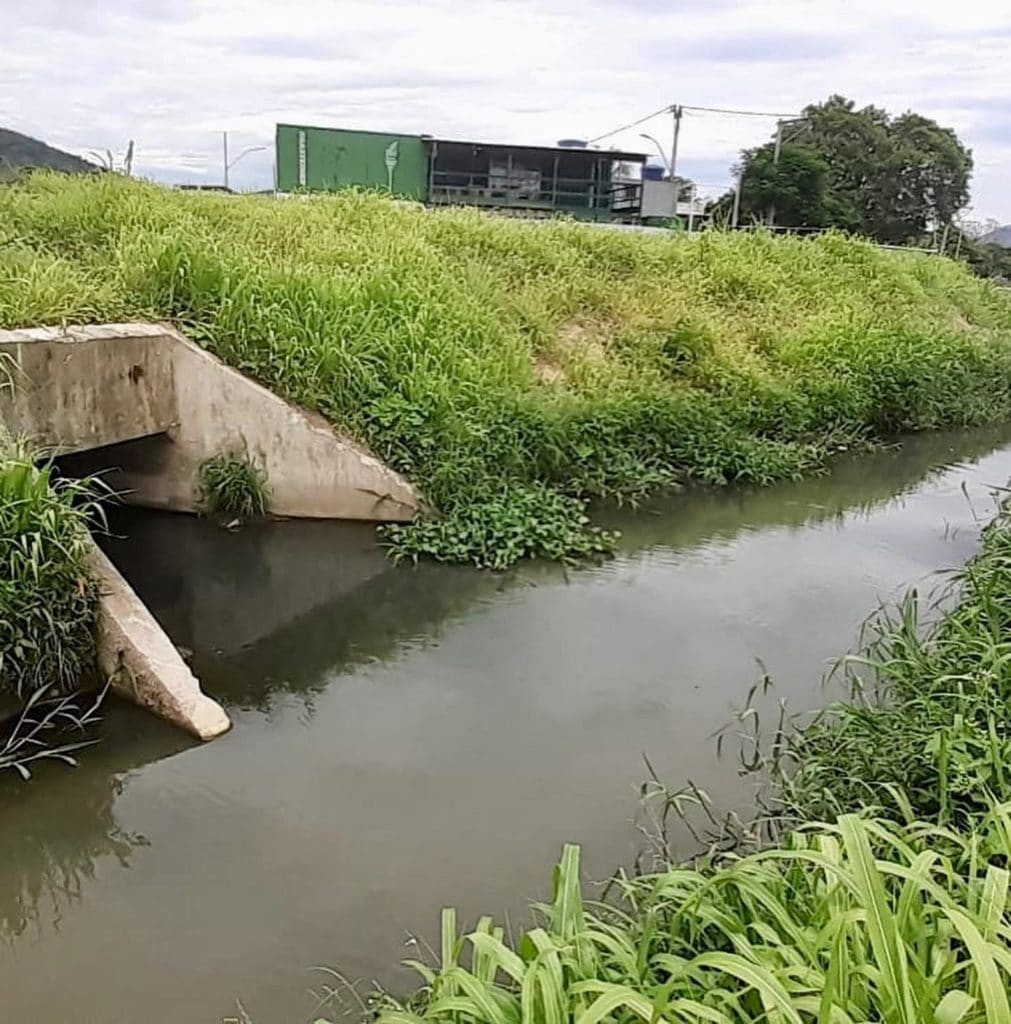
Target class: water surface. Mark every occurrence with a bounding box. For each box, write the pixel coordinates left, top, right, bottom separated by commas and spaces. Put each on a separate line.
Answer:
5, 426, 1011, 1023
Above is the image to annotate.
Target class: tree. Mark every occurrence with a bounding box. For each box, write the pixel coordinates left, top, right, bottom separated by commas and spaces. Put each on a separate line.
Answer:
730, 143, 831, 228
724, 96, 973, 244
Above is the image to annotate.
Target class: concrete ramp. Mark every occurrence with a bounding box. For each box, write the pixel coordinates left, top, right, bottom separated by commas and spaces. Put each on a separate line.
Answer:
0, 323, 420, 521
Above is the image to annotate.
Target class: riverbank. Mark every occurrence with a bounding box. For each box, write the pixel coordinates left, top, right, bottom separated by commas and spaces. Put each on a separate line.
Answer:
366, 504, 1011, 1023
4, 173, 1011, 565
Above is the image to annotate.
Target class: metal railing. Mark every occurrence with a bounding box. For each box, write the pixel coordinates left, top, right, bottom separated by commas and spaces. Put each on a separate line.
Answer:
429, 171, 641, 213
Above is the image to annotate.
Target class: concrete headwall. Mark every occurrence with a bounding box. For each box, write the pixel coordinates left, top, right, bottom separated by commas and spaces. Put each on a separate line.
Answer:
0, 323, 420, 521
0, 324, 177, 453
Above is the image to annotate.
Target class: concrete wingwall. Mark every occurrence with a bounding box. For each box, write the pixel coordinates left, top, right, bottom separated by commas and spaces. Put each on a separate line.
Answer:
90, 543, 231, 741
0, 322, 420, 521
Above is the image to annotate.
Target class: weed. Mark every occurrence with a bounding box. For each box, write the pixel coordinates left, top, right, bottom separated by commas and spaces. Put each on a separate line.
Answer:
198, 450, 270, 521
382, 482, 616, 569
0, 438, 105, 699
4, 173, 1011, 565
353, 818, 1011, 1024
0, 683, 105, 780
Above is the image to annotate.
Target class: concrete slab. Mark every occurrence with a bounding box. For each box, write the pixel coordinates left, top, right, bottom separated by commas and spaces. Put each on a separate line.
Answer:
89, 543, 231, 741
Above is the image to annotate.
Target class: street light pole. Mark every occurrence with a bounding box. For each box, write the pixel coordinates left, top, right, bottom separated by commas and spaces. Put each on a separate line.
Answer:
638, 133, 670, 172
768, 120, 783, 227
768, 116, 808, 228
222, 136, 268, 191
731, 168, 743, 229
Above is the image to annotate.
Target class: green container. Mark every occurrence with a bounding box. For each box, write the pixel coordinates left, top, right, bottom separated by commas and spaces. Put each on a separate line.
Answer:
275, 124, 428, 199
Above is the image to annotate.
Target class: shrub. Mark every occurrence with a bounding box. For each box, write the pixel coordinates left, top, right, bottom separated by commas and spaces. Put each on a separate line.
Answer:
197, 451, 270, 521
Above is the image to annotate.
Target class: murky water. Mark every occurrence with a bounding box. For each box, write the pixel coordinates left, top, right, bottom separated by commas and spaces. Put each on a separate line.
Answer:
6, 425, 1011, 1023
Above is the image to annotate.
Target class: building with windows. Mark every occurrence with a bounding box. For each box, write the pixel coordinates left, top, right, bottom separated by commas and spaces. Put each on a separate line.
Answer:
275, 123, 648, 221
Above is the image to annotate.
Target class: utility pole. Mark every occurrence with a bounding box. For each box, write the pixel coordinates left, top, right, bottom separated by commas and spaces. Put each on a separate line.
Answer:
731, 169, 743, 229
687, 183, 697, 232
768, 119, 783, 227
222, 131, 229, 190
669, 104, 682, 187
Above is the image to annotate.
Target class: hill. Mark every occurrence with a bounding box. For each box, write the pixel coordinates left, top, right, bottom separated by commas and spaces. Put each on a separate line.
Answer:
3, 173, 1011, 566
980, 224, 1011, 248
0, 128, 95, 179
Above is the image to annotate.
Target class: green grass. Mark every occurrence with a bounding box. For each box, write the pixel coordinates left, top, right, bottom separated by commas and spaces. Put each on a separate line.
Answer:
0, 437, 104, 699
198, 450, 270, 521
367, 818, 1011, 1024
4, 173, 1011, 565
752, 504, 1011, 833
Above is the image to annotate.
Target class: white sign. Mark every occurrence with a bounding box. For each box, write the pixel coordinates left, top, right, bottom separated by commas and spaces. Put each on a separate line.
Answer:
384, 140, 399, 192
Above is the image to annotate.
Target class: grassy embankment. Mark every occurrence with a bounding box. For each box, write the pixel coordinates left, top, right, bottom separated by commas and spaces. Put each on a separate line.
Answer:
4, 173, 1011, 566
360, 512, 1011, 1023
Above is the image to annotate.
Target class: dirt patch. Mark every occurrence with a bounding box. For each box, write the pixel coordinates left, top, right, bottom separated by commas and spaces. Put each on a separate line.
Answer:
557, 319, 611, 366
533, 356, 565, 385
533, 320, 612, 385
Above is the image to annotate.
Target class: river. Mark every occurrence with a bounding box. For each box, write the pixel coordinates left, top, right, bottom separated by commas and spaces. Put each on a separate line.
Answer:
4, 425, 1011, 1023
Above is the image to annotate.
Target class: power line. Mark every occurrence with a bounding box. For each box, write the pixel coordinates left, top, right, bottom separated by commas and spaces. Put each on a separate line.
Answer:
586, 104, 674, 145
588, 101, 801, 146
682, 104, 799, 118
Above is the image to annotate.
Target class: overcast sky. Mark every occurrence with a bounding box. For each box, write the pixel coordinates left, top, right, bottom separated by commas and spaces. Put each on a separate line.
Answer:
3, 0, 1010, 221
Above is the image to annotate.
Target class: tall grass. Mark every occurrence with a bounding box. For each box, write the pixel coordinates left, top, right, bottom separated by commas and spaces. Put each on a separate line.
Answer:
755, 504, 1011, 833
368, 819, 1011, 1024
4, 173, 1011, 565
198, 450, 271, 521
0, 683, 105, 780
0, 438, 104, 698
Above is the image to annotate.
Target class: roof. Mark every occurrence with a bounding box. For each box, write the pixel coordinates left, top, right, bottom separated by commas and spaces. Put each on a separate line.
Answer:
425, 137, 648, 161
273, 123, 647, 162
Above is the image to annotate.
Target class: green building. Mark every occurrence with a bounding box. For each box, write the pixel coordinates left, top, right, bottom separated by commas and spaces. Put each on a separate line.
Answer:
275, 123, 647, 221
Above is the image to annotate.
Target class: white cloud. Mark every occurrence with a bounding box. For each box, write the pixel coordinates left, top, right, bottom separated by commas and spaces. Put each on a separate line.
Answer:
2, 0, 1010, 217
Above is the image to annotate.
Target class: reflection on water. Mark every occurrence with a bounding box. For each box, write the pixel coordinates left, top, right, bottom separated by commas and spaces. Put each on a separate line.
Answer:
0, 703, 187, 944
4, 423, 1011, 1023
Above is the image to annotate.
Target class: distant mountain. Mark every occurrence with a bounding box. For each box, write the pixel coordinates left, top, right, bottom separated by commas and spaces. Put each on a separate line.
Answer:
979, 224, 1011, 248
0, 128, 96, 180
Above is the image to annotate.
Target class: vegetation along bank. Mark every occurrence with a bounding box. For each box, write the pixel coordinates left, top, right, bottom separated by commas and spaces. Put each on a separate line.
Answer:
0, 430, 106, 776
4, 173, 1011, 566
359, 508, 1011, 1023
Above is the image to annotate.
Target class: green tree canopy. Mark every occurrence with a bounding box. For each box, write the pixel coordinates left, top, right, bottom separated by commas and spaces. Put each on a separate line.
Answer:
723, 95, 972, 244
736, 143, 831, 228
